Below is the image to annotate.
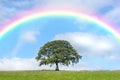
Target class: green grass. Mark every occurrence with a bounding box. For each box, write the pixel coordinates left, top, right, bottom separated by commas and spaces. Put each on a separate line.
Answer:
0, 70, 120, 80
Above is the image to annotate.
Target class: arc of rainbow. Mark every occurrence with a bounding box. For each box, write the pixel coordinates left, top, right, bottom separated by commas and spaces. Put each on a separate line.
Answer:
0, 10, 120, 41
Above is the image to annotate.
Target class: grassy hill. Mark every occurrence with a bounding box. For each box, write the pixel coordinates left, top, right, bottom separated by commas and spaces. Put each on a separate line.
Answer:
0, 70, 120, 80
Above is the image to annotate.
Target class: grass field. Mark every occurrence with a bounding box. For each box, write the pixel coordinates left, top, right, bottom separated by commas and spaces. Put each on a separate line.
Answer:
0, 70, 120, 80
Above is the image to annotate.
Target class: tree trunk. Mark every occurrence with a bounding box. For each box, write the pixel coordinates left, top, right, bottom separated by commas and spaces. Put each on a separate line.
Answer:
55, 62, 59, 71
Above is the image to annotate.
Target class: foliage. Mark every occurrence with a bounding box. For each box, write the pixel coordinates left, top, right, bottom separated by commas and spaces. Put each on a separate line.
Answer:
35, 40, 82, 71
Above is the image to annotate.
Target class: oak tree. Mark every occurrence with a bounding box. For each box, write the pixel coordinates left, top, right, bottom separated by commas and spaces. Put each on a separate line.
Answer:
35, 40, 82, 71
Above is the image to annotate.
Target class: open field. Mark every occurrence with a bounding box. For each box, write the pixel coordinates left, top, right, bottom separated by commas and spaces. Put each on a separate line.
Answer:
0, 70, 120, 80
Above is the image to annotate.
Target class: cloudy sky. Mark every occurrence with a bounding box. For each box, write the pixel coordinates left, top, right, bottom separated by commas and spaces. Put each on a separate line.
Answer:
0, 0, 120, 71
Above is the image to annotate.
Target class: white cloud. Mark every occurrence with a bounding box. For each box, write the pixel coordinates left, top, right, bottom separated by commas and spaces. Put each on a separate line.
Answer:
0, 57, 90, 71
0, 0, 120, 27
1, 0, 35, 10
54, 32, 120, 58
0, 57, 40, 71
0, 57, 108, 71
11, 31, 40, 57
0, 57, 32, 70
8, 0, 35, 9
107, 55, 120, 60
104, 7, 120, 25
60, 61, 90, 70
20, 31, 40, 43
38, 0, 114, 13
0, 0, 37, 25
0, 6, 17, 25
34, 0, 120, 26
33, 0, 120, 27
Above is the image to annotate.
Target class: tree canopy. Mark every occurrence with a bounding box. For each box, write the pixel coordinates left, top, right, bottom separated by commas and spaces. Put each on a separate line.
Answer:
35, 40, 82, 71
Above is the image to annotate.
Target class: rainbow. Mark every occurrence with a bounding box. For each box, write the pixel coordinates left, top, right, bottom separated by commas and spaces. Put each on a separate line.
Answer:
0, 10, 120, 40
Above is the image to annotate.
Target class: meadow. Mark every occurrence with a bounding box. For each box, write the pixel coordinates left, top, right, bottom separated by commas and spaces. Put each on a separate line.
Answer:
0, 70, 120, 80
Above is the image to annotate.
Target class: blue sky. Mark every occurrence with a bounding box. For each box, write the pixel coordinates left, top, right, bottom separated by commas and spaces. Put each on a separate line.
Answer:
0, 0, 120, 71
